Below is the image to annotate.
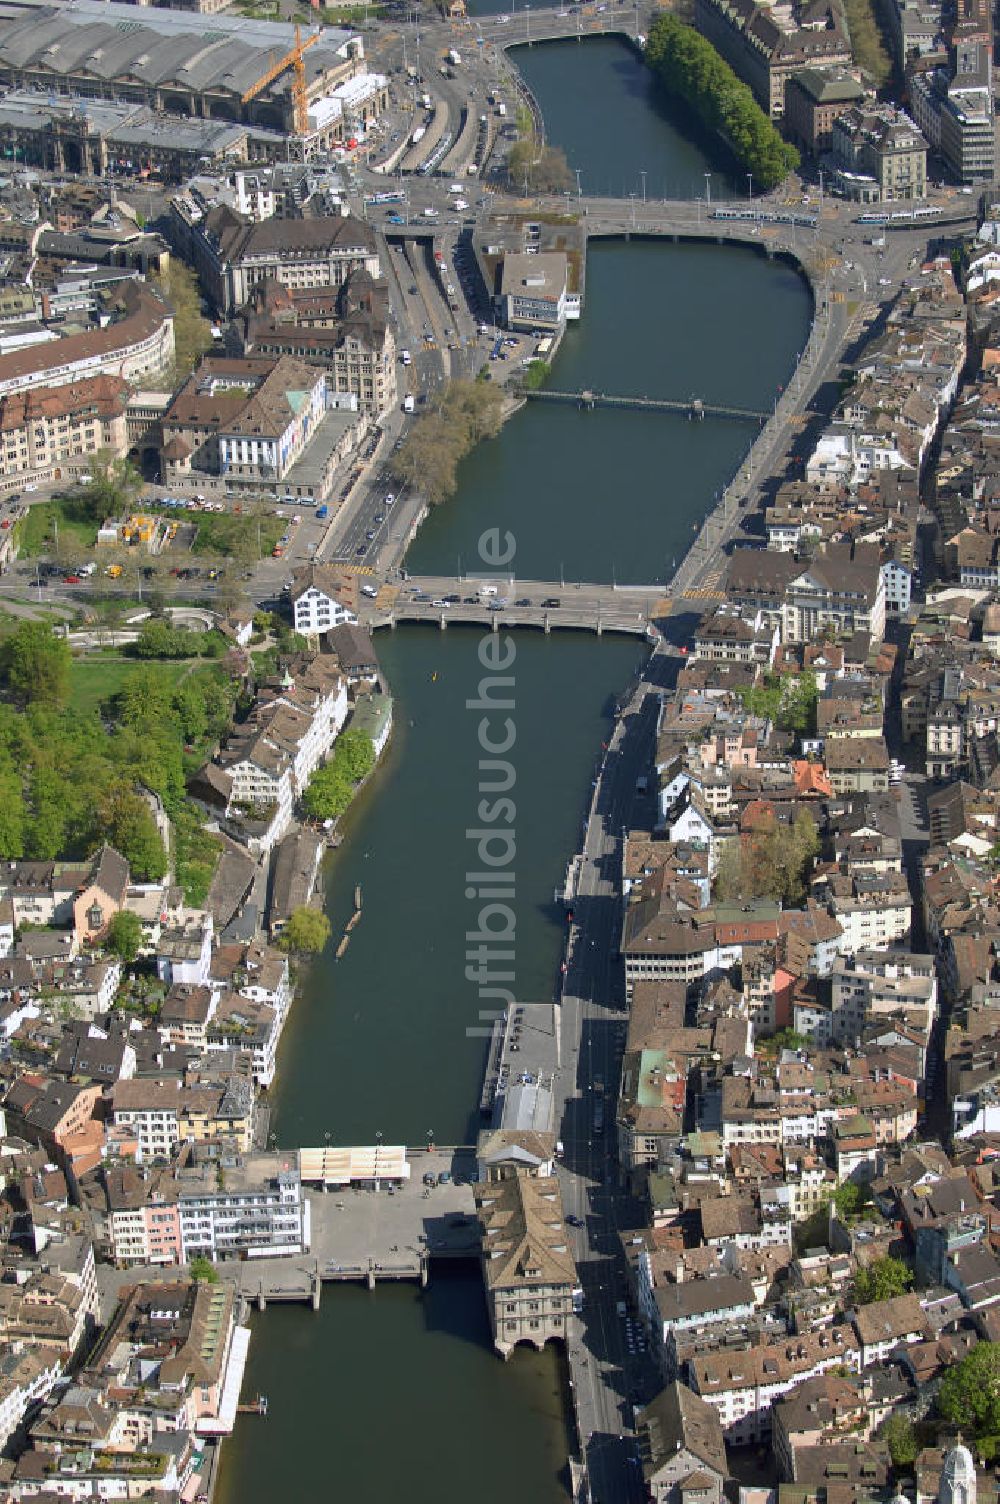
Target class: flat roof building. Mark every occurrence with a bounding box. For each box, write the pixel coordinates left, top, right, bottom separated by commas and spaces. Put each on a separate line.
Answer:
498, 252, 568, 334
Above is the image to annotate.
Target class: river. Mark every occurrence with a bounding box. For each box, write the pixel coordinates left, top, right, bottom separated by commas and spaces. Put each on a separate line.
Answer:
511, 36, 737, 200
216, 36, 811, 1504
406, 235, 811, 585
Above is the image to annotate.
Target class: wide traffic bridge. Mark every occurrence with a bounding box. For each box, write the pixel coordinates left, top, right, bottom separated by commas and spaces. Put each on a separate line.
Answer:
370, 576, 668, 637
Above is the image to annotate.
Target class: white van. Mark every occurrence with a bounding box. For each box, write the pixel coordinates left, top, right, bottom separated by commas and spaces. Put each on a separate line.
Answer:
401, 349, 412, 365
479, 583, 498, 597
361, 584, 378, 599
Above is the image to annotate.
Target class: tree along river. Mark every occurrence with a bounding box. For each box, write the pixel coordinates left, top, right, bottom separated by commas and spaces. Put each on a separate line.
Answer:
216, 39, 811, 1504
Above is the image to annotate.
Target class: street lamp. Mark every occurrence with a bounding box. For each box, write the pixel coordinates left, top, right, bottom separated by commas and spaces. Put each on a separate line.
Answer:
640, 169, 646, 204
747, 172, 753, 212
704, 171, 712, 207
574, 166, 582, 199
525, 2, 531, 41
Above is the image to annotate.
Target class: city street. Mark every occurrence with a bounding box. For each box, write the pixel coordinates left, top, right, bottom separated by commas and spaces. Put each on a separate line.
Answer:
552, 680, 663, 1502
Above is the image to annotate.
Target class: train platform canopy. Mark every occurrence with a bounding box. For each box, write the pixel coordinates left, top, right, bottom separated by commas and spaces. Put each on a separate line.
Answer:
299, 1144, 411, 1185
0, 0, 359, 106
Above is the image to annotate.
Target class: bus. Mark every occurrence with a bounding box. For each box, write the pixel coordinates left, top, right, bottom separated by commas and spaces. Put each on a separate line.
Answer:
365, 190, 406, 205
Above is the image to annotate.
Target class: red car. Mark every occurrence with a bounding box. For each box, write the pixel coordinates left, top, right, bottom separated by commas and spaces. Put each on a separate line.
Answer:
63, 574, 81, 584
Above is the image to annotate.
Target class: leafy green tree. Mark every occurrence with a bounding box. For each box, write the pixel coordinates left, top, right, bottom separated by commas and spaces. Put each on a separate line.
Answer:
105, 909, 144, 963
173, 801, 220, 907
335, 729, 375, 783
302, 761, 355, 820
27, 765, 76, 859
770, 1028, 808, 1052
522, 360, 551, 392
833, 1181, 871, 1220
76, 453, 142, 524
275, 626, 309, 657
391, 380, 506, 505
781, 673, 819, 737
852, 1255, 913, 1306
302, 730, 375, 819
506, 140, 574, 194
116, 667, 176, 729
173, 684, 209, 746
279, 906, 331, 953
151, 261, 212, 383
644, 16, 799, 189
0, 750, 25, 858
189, 1254, 219, 1284
133, 620, 195, 659
879, 1413, 919, 1469
939, 1341, 1000, 1436
714, 807, 818, 906
96, 786, 167, 881
2, 622, 71, 708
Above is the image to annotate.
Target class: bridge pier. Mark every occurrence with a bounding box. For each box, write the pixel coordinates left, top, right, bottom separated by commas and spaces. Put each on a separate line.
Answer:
420, 1255, 429, 1288
596, 618, 602, 637
367, 1262, 376, 1291
439, 613, 447, 630
312, 1273, 321, 1311
544, 613, 551, 634
492, 613, 499, 633
257, 1292, 266, 1311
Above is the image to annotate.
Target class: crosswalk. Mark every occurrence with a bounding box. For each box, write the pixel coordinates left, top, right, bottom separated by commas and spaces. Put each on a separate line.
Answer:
682, 585, 726, 601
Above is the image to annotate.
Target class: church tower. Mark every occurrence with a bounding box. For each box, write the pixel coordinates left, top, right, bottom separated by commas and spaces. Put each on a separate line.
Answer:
941, 1441, 977, 1504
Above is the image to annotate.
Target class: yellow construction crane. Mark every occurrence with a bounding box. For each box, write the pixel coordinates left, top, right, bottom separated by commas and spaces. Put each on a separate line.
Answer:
241, 25, 318, 137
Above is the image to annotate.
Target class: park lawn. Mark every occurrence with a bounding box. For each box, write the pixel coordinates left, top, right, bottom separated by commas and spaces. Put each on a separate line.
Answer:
18, 499, 98, 558
191, 511, 285, 558
67, 656, 191, 718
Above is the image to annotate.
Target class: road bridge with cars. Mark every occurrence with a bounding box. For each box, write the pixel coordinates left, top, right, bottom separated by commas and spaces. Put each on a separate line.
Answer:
467, 4, 643, 49
371, 577, 667, 637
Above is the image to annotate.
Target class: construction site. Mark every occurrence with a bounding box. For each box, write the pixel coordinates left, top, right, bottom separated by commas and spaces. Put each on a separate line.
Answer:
0, 0, 389, 173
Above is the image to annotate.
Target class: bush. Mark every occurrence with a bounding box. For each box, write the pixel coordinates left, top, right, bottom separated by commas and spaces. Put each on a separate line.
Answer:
189, 1254, 219, 1283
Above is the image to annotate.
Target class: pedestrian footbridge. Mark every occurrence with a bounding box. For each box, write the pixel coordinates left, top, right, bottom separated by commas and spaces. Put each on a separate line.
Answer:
523, 389, 769, 422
